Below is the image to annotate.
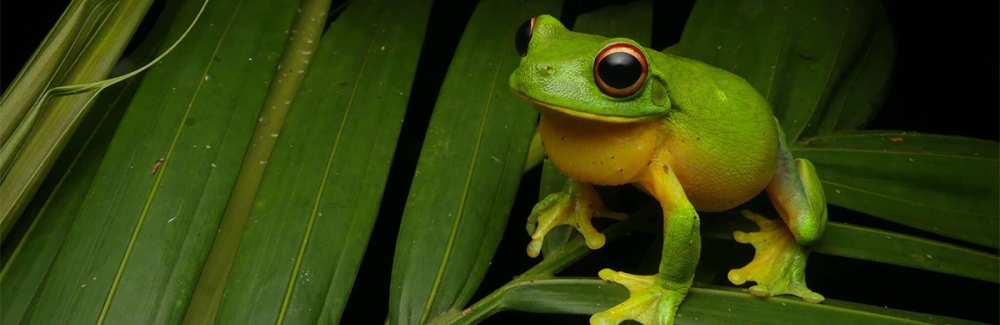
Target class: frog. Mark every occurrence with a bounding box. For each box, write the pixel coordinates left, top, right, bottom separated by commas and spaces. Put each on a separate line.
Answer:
508, 15, 828, 325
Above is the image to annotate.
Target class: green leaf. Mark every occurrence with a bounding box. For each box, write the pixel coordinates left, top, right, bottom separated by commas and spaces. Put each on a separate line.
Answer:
183, 0, 335, 321
496, 279, 985, 325
792, 131, 1000, 248
814, 223, 999, 283
814, 19, 895, 134
702, 212, 1000, 283
573, 0, 652, 47
4, 0, 306, 322
205, 0, 431, 324
0, 0, 159, 241
0, 0, 119, 145
674, 0, 894, 143
0, 41, 157, 325
0, 0, 182, 321
388, 0, 563, 323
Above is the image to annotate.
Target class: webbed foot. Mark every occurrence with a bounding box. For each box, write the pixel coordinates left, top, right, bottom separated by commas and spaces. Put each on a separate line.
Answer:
727, 209, 824, 303
591, 269, 686, 325
526, 180, 627, 258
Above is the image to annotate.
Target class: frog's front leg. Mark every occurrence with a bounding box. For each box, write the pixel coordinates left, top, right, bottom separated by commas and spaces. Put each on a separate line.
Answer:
591, 157, 699, 325
728, 124, 827, 303
526, 178, 628, 258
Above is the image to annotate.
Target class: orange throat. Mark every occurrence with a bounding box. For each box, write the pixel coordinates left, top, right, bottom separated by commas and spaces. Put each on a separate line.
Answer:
539, 109, 663, 186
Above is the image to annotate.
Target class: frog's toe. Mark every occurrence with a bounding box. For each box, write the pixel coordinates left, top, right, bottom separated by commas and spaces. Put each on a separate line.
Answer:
728, 209, 824, 303
590, 269, 685, 325
525, 190, 624, 258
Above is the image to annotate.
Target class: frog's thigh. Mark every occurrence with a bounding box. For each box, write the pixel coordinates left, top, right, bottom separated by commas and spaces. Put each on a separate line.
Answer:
765, 133, 828, 245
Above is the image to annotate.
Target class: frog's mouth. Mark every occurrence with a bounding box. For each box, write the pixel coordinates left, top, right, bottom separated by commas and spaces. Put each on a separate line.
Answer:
512, 91, 659, 124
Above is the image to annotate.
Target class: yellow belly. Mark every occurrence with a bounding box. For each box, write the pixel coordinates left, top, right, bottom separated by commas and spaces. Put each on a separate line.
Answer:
661, 121, 778, 212
539, 113, 661, 186
540, 110, 778, 213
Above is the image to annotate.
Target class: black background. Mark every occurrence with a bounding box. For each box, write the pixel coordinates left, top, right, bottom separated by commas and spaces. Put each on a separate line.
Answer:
2, 0, 997, 324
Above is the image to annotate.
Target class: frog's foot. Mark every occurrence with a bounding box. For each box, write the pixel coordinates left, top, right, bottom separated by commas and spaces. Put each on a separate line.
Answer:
526, 188, 628, 258
727, 209, 825, 303
590, 269, 686, 325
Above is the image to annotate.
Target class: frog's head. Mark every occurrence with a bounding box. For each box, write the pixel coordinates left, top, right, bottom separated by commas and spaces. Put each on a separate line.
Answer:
509, 15, 670, 123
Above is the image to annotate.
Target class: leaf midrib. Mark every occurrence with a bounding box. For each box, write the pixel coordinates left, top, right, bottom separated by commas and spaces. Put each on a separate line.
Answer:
419, 45, 510, 324
274, 21, 381, 325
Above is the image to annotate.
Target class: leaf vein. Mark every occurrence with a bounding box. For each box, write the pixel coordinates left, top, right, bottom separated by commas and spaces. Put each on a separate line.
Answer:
275, 13, 380, 324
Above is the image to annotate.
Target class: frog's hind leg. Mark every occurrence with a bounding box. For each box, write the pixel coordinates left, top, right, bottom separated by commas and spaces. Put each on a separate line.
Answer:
727, 122, 827, 303
590, 157, 699, 325
764, 124, 828, 245
727, 210, 824, 303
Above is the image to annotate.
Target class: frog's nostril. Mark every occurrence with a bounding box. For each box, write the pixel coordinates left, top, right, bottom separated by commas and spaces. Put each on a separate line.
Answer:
537, 65, 554, 76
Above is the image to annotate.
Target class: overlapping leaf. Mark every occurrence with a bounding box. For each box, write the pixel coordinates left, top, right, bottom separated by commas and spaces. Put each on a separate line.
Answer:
207, 0, 432, 324
793, 131, 1000, 248
674, 0, 894, 142
184, 0, 335, 320
1, 0, 303, 322
0, 30, 161, 325
388, 0, 563, 324
0, 0, 159, 241
0, 0, 182, 322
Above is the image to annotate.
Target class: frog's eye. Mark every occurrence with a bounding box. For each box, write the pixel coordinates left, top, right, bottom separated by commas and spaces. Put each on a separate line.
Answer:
515, 17, 535, 57
594, 43, 647, 97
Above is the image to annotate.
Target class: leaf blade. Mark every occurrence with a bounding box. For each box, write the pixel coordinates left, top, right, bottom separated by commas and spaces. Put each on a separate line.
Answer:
182, 0, 335, 321
674, 0, 894, 143
792, 131, 1000, 248
0, 0, 158, 241
208, 0, 432, 323
573, 0, 652, 47
814, 18, 895, 134
0, 58, 140, 325
13, 0, 304, 322
388, 0, 564, 323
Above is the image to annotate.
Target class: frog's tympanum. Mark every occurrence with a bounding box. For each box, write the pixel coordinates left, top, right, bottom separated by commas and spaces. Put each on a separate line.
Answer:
510, 15, 828, 325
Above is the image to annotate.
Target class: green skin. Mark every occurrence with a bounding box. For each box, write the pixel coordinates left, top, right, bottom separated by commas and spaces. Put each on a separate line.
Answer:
510, 15, 828, 325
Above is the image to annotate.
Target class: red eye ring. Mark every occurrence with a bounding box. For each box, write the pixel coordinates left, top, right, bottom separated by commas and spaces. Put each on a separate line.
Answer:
594, 43, 648, 97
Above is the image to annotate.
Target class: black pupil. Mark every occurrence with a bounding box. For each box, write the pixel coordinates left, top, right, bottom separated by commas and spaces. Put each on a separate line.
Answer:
515, 19, 532, 57
598, 52, 642, 90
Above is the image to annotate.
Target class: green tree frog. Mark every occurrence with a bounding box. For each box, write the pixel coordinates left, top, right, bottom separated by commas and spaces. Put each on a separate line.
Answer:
509, 15, 828, 325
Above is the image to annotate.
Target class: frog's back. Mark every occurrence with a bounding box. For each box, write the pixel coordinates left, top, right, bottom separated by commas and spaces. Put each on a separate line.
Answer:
655, 53, 778, 212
